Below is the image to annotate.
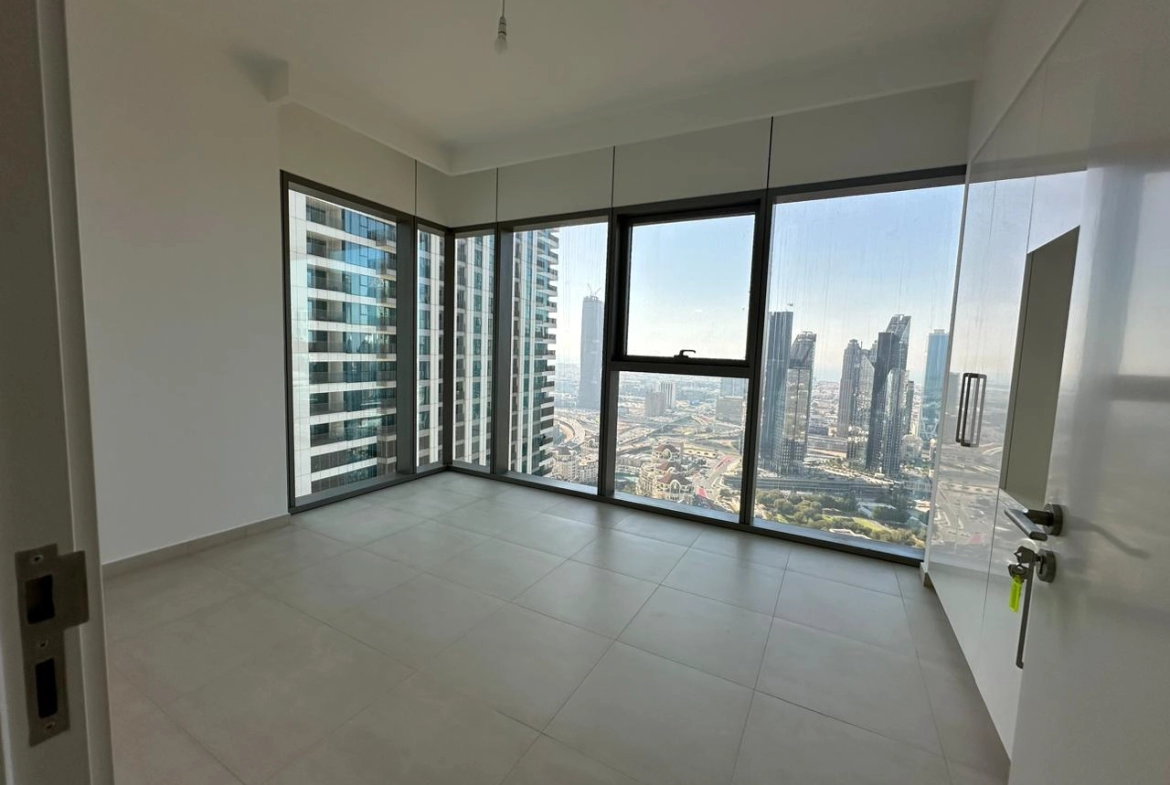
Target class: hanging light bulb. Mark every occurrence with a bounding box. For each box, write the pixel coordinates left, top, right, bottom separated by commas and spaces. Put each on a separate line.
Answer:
494, 0, 508, 53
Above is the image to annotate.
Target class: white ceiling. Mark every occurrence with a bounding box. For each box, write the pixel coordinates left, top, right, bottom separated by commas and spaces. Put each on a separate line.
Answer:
132, 0, 1001, 173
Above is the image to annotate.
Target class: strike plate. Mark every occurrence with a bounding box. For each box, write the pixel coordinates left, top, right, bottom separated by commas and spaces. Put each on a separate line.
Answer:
15, 544, 89, 746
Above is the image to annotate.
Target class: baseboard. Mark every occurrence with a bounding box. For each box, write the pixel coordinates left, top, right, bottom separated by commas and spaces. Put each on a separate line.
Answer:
101, 513, 291, 579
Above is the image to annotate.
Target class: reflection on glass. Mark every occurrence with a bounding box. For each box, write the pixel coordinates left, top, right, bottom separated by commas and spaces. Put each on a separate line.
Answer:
753, 185, 964, 550
626, 214, 755, 360
417, 229, 444, 467
453, 233, 494, 466
509, 222, 608, 488
288, 187, 400, 504
616, 372, 745, 514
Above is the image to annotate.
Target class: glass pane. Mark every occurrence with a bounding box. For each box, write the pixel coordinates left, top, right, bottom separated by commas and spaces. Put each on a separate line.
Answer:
509, 221, 608, 488
753, 185, 964, 550
287, 187, 400, 505
615, 372, 745, 515
417, 229, 444, 467
453, 232, 494, 466
626, 214, 755, 360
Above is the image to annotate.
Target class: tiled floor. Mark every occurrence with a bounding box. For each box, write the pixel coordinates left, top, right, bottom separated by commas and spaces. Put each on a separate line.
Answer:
104, 473, 1010, 785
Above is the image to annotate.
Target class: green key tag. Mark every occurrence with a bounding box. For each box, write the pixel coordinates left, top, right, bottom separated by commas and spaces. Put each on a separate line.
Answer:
1009, 575, 1024, 613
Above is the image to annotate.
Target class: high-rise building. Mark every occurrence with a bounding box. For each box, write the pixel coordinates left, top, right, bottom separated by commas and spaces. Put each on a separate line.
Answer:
659, 380, 677, 411
289, 190, 399, 500
866, 314, 911, 476
760, 310, 794, 469
779, 331, 816, 474
577, 294, 604, 410
510, 228, 560, 476
715, 395, 745, 423
644, 389, 667, 417
902, 379, 916, 436
920, 329, 949, 441
453, 234, 495, 465
720, 377, 748, 397
837, 339, 864, 436
847, 348, 875, 464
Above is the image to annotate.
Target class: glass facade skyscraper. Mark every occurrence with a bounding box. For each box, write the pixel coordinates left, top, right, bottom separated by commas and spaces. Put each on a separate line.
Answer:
287, 188, 400, 504
759, 310, 794, 470
920, 329, 949, 442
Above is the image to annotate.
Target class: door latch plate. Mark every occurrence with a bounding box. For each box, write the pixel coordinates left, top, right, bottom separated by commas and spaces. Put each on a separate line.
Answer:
15, 544, 89, 746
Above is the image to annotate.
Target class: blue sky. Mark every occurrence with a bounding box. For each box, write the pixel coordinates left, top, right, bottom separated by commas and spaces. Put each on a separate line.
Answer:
546, 184, 964, 385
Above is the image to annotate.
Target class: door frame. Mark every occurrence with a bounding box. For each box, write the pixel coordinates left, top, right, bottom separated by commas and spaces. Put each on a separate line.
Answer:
0, 0, 112, 782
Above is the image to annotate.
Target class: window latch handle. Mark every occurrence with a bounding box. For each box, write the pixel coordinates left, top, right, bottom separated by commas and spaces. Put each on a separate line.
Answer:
674, 349, 696, 360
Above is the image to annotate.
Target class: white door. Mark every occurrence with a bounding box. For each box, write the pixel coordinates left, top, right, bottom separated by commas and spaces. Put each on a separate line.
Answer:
0, 1, 113, 783
1008, 0, 1170, 782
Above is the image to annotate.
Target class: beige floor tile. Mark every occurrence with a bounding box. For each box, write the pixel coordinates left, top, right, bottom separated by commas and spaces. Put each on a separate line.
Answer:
620, 587, 771, 688
785, 544, 902, 595
299, 507, 429, 546
429, 539, 563, 600
949, 762, 1008, 785
491, 484, 568, 512
196, 529, 349, 587
103, 557, 249, 642
424, 605, 610, 729
384, 488, 478, 518
572, 531, 687, 583
427, 472, 502, 498
904, 596, 968, 669
269, 674, 536, 785
547, 643, 752, 785
497, 513, 602, 557
441, 499, 543, 536
108, 669, 243, 785
515, 561, 656, 638
690, 528, 793, 570
662, 549, 784, 614
331, 573, 502, 667
110, 592, 318, 705
263, 550, 417, 621
920, 661, 1010, 780
756, 618, 941, 754
896, 563, 935, 601
166, 625, 411, 784
733, 691, 951, 785
614, 512, 705, 546
503, 736, 639, 785
545, 498, 633, 528
774, 571, 915, 655
364, 520, 487, 570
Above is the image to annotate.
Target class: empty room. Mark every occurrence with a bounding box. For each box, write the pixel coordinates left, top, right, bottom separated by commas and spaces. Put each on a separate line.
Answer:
3, 0, 1169, 783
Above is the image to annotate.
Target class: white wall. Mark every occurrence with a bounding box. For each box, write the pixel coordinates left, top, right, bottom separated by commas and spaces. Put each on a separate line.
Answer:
68, 0, 286, 563
968, 0, 1086, 156
279, 103, 417, 215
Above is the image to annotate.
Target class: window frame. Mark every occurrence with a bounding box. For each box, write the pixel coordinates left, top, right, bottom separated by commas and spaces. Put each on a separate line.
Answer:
282, 171, 426, 512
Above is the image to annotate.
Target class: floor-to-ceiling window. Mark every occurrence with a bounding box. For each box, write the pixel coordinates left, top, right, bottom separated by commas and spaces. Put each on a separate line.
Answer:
752, 183, 964, 550
417, 227, 445, 468
607, 208, 763, 520
285, 179, 408, 506
453, 231, 495, 468
508, 219, 608, 488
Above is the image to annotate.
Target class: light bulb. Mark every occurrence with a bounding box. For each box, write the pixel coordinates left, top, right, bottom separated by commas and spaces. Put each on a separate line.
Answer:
495, 15, 508, 53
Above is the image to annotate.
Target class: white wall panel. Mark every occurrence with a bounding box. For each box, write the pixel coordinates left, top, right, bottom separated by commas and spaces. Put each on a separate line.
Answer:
279, 103, 416, 214
769, 84, 972, 188
497, 148, 614, 221
446, 169, 498, 227
612, 120, 771, 206
68, 0, 286, 562
416, 162, 452, 227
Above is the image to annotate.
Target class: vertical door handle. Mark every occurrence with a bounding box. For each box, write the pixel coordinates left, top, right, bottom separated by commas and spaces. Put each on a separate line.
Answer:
955, 373, 974, 444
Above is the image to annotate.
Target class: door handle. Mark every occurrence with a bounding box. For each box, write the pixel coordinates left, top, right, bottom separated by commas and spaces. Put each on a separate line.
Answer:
1006, 504, 1065, 540
955, 373, 987, 447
